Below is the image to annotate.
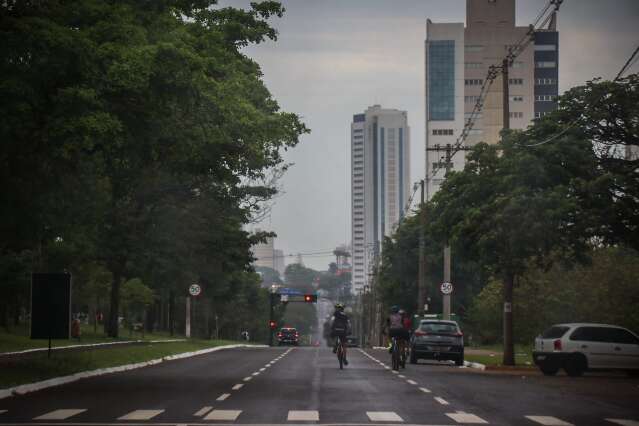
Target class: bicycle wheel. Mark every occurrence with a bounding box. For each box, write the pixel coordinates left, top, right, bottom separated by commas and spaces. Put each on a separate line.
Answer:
338, 345, 344, 369
391, 340, 400, 371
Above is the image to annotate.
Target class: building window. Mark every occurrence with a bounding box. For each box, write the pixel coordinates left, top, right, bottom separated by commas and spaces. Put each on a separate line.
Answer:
536, 61, 556, 68
464, 62, 483, 69
535, 78, 557, 85
535, 95, 555, 102
535, 44, 556, 51
432, 129, 453, 136
465, 79, 483, 86
467, 129, 483, 135
509, 112, 523, 119
510, 61, 524, 68
510, 96, 524, 102
509, 78, 523, 85
428, 40, 455, 121
464, 112, 483, 120
465, 44, 484, 52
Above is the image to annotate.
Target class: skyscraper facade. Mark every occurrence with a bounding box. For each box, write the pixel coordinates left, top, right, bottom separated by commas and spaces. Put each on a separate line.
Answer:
425, 0, 559, 198
351, 105, 410, 293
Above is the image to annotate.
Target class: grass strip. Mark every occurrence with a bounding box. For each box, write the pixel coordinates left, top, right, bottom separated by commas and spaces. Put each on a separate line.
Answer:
0, 339, 239, 389
465, 352, 533, 367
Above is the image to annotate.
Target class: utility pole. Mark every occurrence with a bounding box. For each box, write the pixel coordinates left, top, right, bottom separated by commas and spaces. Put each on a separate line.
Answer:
417, 180, 427, 314
501, 57, 515, 365
185, 296, 191, 338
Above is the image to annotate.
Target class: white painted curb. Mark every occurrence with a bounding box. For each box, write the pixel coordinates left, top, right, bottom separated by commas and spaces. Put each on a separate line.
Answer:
463, 360, 486, 370
0, 339, 186, 357
0, 343, 267, 400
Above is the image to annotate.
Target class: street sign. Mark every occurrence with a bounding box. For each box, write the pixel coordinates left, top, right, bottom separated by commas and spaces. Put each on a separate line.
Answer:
31, 273, 71, 340
440, 282, 453, 295
189, 284, 201, 297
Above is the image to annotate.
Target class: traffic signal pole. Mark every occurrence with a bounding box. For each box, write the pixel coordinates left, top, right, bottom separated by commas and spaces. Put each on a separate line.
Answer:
269, 292, 275, 346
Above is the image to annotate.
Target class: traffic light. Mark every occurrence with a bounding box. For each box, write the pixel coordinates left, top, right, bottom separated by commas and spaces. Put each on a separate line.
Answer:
269, 320, 277, 330
303, 294, 317, 303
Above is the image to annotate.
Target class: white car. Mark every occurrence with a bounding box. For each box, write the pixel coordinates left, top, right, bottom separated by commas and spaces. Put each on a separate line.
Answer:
533, 323, 639, 376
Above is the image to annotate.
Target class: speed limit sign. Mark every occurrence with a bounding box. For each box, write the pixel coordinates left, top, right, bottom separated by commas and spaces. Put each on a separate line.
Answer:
189, 284, 202, 297
440, 282, 453, 295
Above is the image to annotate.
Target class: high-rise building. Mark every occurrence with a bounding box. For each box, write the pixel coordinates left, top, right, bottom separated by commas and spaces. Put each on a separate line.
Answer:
425, 0, 559, 198
351, 105, 410, 293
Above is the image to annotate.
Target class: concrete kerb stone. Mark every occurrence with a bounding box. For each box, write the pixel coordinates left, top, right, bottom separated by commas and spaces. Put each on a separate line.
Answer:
0, 344, 267, 400
0, 339, 187, 358
463, 360, 487, 370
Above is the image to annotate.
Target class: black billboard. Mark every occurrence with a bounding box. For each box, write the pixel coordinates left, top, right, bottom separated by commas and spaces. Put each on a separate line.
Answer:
31, 273, 71, 339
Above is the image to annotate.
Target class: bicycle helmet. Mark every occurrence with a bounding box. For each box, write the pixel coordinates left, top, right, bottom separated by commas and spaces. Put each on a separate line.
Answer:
398, 309, 406, 315
390, 305, 400, 313
334, 303, 344, 311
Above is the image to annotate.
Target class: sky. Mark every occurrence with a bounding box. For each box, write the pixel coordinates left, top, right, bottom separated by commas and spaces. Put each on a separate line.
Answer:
220, 0, 639, 271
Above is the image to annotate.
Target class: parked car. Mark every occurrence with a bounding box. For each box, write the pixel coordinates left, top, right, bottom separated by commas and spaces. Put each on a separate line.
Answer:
409, 320, 464, 366
277, 327, 300, 346
533, 323, 639, 376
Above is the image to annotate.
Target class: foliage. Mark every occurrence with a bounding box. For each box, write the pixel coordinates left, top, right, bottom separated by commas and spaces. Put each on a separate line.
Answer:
283, 263, 318, 293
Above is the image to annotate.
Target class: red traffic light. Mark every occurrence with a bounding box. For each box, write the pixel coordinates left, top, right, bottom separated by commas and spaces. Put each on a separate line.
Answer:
303, 294, 317, 303
269, 320, 277, 330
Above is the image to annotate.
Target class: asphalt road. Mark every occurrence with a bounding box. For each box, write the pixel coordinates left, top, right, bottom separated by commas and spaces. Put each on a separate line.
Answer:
1, 345, 638, 425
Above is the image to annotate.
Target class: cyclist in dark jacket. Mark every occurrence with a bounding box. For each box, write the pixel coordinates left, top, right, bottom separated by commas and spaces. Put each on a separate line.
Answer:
330, 303, 351, 365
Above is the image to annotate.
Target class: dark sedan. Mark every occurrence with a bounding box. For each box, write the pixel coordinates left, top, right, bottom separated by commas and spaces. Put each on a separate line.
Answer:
410, 320, 464, 366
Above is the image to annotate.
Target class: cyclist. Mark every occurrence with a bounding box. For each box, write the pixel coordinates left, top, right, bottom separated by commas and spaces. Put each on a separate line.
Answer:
387, 305, 409, 358
331, 303, 351, 365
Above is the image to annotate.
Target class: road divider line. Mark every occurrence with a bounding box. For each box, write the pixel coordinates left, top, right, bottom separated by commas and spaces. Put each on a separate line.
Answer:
216, 393, 231, 401
193, 406, 213, 417
406, 379, 418, 385
259, 367, 266, 371
231, 384, 243, 390
434, 397, 449, 405
606, 420, 639, 426
251, 372, 260, 376
242, 376, 252, 382
419, 387, 431, 393
117, 410, 165, 421
33, 409, 87, 420
398, 374, 406, 378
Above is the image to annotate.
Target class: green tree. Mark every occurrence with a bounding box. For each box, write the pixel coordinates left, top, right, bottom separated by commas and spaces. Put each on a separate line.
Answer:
284, 264, 318, 293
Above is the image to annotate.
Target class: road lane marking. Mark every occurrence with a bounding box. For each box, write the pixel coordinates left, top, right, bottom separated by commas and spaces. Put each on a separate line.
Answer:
366, 411, 404, 422
252, 372, 260, 376
525, 416, 574, 425
606, 420, 639, 426
193, 406, 213, 417
0, 410, 6, 414
419, 387, 431, 393
434, 397, 449, 405
117, 410, 164, 420
216, 393, 231, 401
398, 374, 406, 378
446, 412, 489, 424
243, 376, 252, 381
287, 410, 319, 421
232, 384, 244, 390
384, 366, 391, 369
204, 410, 242, 421
407, 379, 418, 385
34, 409, 87, 420
259, 367, 266, 371
391, 370, 399, 374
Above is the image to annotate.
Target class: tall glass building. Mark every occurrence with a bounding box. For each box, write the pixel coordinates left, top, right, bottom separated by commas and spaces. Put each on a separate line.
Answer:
351, 106, 410, 293
425, 0, 559, 198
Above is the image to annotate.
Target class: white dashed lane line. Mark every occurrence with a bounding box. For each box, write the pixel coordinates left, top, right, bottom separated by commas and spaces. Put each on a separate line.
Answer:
434, 397, 450, 405
419, 387, 431, 393
216, 393, 231, 401
193, 406, 213, 417
242, 376, 252, 382
606, 420, 639, 426
406, 379, 418, 385
232, 384, 244, 390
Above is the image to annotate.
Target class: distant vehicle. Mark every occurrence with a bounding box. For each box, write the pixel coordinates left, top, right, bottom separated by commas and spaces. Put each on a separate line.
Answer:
533, 323, 639, 376
277, 327, 300, 346
345, 335, 359, 347
410, 320, 464, 366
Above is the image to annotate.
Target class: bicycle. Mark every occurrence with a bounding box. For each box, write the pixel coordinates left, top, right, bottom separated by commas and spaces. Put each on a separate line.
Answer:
390, 336, 400, 370
336, 335, 346, 369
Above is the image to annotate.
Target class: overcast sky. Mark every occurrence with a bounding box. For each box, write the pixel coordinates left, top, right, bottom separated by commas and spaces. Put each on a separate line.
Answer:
221, 0, 639, 271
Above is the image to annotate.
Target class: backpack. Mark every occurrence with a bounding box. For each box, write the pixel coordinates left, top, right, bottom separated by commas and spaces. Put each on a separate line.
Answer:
332, 312, 348, 333
389, 312, 403, 330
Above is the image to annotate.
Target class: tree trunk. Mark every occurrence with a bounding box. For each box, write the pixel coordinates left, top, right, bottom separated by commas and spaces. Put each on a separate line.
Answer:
169, 290, 175, 336
502, 271, 515, 366
107, 270, 122, 338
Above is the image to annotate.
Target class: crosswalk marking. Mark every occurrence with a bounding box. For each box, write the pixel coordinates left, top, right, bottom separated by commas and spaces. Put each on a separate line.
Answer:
232, 384, 244, 390
606, 420, 639, 426
34, 409, 87, 420
525, 415, 574, 425
419, 387, 431, 393
366, 411, 404, 422
287, 410, 319, 421
216, 393, 231, 401
193, 406, 213, 417
435, 397, 449, 405
446, 412, 489, 424
407, 379, 418, 385
0, 410, 6, 414
204, 410, 242, 421
118, 410, 164, 421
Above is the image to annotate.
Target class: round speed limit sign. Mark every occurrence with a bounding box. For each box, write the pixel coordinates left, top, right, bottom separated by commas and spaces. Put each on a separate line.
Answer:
440, 282, 453, 295
189, 284, 202, 297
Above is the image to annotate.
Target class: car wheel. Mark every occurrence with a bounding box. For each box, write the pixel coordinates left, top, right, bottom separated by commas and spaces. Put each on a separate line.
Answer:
455, 355, 464, 366
539, 364, 559, 376
564, 354, 587, 377
409, 349, 417, 364
626, 369, 639, 377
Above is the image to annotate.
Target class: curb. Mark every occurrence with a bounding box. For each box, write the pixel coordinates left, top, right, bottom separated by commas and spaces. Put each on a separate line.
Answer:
0, 343, 267, 400
463, 360, 487, 370
0, 339, 187, 358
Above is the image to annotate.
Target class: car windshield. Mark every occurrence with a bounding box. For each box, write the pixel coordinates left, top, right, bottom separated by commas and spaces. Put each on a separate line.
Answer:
541, 326, 570, 339
420, 323, 459, 334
